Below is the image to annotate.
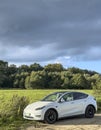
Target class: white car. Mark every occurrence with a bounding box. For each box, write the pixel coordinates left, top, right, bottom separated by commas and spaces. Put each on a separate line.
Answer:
23, 91, 97, 124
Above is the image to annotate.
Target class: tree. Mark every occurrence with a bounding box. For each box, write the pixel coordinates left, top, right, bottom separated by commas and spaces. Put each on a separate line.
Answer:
29, 71, 46, 89
19, 78, 25, 89
44, 63, 64, 72
0, 60, 8, 87
30, 63, 43, 72
68, 67, 83, 74
14, 79, 19, 88
92, 75, 101, 96
7, 64, 17, 75
60, 71, 72, 89
0, 60, 100, 89
70, 74, 89, 89
61, 77, 70, 89
48, 72, 62, 89
25, 76, 30, 89
18, 65, 29, 73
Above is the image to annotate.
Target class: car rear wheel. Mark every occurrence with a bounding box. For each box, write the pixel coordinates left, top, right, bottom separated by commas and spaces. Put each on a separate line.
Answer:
85, 105, 95, 118
44, 109, 57, 124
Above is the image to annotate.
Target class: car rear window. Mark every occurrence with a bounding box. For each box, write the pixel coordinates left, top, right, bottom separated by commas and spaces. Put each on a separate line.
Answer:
73, 92, 88, 100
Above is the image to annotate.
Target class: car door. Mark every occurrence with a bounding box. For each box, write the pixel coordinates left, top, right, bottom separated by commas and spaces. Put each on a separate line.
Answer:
72, 92, 88, 114
58, 92, 88, 118
58, 92, 76, 118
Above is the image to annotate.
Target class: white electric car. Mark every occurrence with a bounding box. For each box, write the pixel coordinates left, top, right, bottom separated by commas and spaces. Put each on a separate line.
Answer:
23, 91, 97, 124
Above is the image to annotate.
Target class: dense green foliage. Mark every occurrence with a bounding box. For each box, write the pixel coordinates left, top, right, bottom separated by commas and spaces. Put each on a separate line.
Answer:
0, 60, 101, 89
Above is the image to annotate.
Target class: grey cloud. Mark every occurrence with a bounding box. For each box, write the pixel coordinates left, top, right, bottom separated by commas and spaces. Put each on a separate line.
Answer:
0, 0, 101, 63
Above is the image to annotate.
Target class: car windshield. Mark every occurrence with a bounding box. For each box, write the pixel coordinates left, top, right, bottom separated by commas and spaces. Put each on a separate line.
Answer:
41, 92, 65, 102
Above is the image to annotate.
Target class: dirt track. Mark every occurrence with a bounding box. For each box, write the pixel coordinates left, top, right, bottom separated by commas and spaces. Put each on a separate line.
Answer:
26, 114, 101, 130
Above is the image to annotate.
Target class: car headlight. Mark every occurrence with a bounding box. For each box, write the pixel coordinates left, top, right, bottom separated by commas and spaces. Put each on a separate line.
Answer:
35, 106, 45, 110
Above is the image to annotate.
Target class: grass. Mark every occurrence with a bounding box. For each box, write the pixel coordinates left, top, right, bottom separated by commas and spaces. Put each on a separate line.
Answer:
0, 89, 100, 130
0, 89, 93, 103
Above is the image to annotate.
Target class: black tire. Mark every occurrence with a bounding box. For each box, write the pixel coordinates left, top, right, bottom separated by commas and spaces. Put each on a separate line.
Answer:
44, 109, 57, 124
85, 105, 95, 118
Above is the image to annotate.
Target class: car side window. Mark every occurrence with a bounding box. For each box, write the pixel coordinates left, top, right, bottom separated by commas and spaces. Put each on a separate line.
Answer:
60, 93, 73, 102
73, 92, 88, 100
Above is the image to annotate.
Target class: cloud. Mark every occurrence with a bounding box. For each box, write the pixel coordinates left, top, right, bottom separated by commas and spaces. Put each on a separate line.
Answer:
0, 0, 101, 65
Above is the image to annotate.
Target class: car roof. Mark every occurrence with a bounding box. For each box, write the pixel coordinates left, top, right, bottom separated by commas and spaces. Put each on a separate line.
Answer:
53, 91, 68, 94
53, 91, 71, 95
53, 91, 87, 95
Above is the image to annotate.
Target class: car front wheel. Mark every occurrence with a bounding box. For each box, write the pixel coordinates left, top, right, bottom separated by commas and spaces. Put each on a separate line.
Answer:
85, 105, 95, 118
44, 109, 57, 124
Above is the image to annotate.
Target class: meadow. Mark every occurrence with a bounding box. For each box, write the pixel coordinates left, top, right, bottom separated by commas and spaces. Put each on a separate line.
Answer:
0, 89, 94, 103
0, 89, 101, 130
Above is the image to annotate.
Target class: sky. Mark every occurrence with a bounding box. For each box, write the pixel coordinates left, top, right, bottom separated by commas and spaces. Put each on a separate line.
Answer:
0, 0, 101, 73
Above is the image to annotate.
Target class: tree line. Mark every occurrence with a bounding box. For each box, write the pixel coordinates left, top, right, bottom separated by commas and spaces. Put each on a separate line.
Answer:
0, 60, 101, 89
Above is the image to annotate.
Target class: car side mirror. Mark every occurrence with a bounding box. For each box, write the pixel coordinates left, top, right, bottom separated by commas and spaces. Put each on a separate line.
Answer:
58, 98, 65, 103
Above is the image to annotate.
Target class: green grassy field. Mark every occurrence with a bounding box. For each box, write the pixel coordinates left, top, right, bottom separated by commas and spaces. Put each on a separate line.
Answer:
0, 89, 100, 130
0, 89, 94, 103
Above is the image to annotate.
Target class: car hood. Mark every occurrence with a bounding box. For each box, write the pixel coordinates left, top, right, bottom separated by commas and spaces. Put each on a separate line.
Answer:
25, 101, 54, 110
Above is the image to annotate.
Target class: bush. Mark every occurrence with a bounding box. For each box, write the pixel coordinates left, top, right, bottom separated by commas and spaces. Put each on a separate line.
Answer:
0, 95, 29, 124
97, 99, 101, 112
9, 95, 29, 118
93, 79, 101, 96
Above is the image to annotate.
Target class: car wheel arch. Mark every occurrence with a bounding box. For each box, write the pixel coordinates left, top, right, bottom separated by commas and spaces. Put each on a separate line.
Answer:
85, 104, 96, 113
44, 108, 58, 120
85, 104, 96, 118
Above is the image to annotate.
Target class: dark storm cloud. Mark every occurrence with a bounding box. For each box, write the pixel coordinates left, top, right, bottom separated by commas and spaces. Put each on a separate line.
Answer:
0, 0, 101, 63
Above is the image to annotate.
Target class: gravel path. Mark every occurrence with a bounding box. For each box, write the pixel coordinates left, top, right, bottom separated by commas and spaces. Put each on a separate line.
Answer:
26, 114, 101, 130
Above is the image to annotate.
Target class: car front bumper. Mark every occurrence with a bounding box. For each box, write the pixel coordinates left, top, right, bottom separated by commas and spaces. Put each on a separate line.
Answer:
23, 109, 45, 121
